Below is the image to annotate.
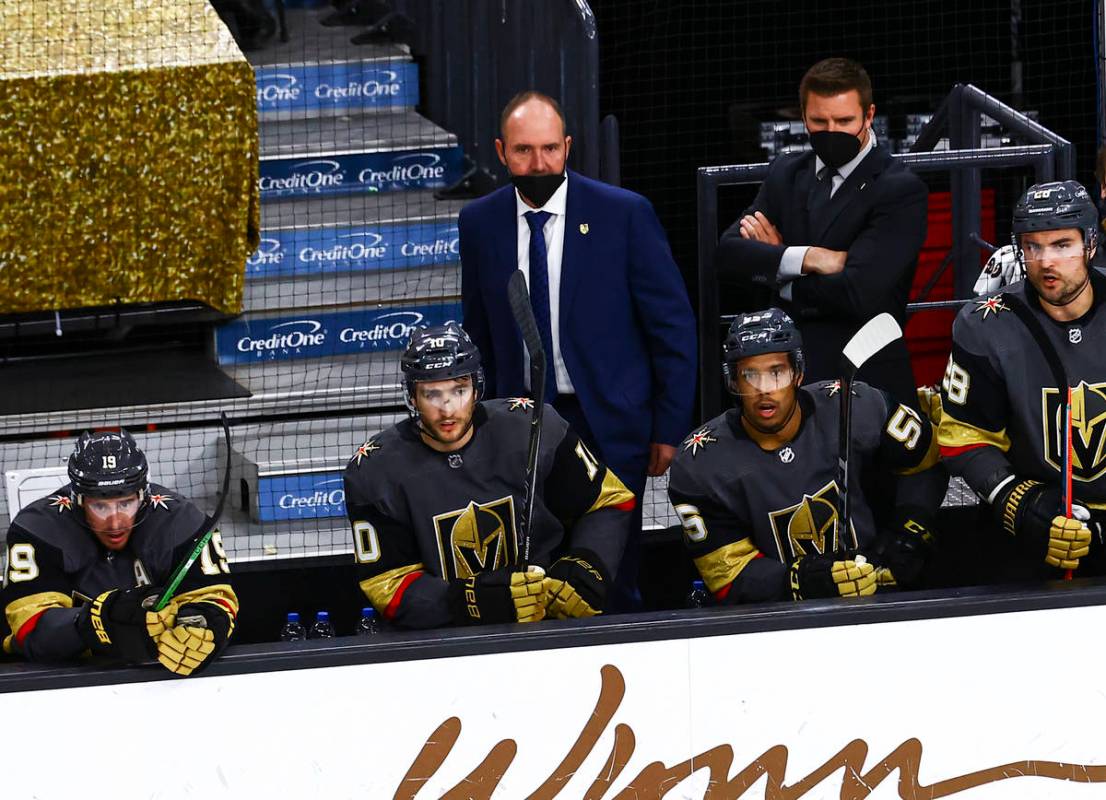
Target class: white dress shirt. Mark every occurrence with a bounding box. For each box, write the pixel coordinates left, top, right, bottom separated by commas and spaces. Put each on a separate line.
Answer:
777, 132, 877, 301
515, 174, 575, 394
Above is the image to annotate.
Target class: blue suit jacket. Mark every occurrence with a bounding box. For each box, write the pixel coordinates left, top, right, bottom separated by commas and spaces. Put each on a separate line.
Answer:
459, 171, 696, 486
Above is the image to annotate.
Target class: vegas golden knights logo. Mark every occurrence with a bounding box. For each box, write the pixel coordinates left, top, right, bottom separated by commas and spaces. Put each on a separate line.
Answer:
768, 480, 855, 560
433, 496, 518, 579
1042, 381, 1106, 483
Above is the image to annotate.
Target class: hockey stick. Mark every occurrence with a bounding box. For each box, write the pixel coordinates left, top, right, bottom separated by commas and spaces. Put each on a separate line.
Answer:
836, 313, 903, 554
1004, 294, 1076, 579
507, 269, 546, 567
153, 412, 233, 611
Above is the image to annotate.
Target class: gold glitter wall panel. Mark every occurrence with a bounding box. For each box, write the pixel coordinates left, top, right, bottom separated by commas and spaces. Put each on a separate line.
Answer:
0, 1, 260, 315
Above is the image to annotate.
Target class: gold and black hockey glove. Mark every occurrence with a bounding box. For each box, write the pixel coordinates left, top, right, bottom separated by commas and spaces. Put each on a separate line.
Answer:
789, 553, 876, 600
544, 550, 607, 619
996, 480, 1092, 570
867, 506, 936, 589
449, 566, 547, 625
77, 586, 164, 663
149, 601, 235, 677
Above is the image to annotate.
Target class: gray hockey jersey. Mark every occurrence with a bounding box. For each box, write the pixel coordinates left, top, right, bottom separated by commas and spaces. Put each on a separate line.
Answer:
343, 399, 633, 628
668, 381, 936, 602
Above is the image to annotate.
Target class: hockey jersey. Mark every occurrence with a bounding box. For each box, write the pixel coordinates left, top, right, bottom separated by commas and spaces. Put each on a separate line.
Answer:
1, 483, 238, 662
939, 272, 1106, 508
668, 381, 937, 602
343, 399, 634, 628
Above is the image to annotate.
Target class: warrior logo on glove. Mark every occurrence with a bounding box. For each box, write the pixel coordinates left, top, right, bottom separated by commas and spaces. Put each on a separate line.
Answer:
1042, 382, 1106, 481
433, 497, 518, 579
768, 480, 854, 559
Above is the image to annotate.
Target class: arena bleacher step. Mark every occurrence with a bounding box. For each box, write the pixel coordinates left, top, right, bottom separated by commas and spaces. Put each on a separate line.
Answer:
259, 111, 464, 199
252, 18, 416, 122
214, 300, 462, 365
220, 412, 404, 561
244, 191, 464, 313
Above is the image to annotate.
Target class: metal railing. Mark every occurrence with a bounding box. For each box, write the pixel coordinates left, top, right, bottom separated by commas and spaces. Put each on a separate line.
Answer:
697, 136, 1060, 421
392, 0, 602, 182
910, 83, 1074, 299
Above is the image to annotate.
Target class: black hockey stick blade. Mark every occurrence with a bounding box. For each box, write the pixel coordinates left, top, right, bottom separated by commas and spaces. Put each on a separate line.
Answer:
835, 314, 902, 552
835, 375, 855, 554
507, 269, 547, 403
840, 312, 902, 375
154, 412, 233, 612
506, 270, 546, 566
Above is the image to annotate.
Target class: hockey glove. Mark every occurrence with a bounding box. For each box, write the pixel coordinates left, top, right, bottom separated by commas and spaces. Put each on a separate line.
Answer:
867, 506, 936, 589
449, 566, 547, 625
544, 551, 607, 619
789, 553, 876, 600
996, 480, 1092, 570
77, 586, 164, 663
150, 601, 236, 677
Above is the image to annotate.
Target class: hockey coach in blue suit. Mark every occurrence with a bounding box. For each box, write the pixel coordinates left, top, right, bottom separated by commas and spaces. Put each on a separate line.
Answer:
459, 90, 697, 611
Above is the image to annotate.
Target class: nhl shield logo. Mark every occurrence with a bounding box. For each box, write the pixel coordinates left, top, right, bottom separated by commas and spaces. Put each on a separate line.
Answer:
433, 496, 518, 579
778, 446, 795, 464
1070, 328, 1083, 344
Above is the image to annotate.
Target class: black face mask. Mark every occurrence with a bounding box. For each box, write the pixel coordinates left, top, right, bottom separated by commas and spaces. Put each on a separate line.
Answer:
809, 129, 864, 170
511, 173, 565, 208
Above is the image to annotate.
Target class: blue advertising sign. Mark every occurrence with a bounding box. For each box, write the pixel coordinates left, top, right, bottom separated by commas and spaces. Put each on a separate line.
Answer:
258, 147, 464, 199
246, 221, 459, 279
255, 471, 346, 522
215, 302, 462, 364
254, 61, 419, 116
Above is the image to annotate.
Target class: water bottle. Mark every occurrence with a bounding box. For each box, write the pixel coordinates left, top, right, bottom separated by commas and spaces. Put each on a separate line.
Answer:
355, 606, 382, 636
685, 579, 712, 609
308, 610, 336, 639
279, 611, 306, 642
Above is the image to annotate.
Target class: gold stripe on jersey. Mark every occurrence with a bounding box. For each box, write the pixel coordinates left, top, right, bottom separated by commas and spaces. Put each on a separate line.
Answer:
3, 591, 72, 652
898, 425, 941, 475
360, 563, 424, 610
938, 413, 1012, 452
172, 584, 239, 621
692, 538, 761, 595
586, 469, 635, 514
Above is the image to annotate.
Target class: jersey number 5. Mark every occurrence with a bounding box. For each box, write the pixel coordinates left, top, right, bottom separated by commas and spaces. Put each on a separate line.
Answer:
674, 504, 708, 543
885, 406, 923, 449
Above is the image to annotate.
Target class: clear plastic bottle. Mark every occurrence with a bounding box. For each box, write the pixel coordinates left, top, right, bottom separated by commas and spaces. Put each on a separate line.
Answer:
685, 579, 712, 609
355, 606, 381, 636
308, 610, 336, 639
279, 611, 307, 641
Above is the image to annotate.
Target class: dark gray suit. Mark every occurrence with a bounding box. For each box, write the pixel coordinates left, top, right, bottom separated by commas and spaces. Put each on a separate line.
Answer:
716, 145, 928, 404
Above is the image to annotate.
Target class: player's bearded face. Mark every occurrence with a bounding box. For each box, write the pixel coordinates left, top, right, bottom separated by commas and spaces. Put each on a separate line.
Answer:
416, 376, 477, 451
83, 492, 141, 551
1022, 228, 1092, 308
733, 352, 801, 434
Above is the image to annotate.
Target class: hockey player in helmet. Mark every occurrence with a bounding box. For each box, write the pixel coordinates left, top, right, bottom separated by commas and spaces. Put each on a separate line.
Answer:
940, 180, 1106, 581
344, 322, 635, 628
1, 431, 238, 676
668, 308, 942, 603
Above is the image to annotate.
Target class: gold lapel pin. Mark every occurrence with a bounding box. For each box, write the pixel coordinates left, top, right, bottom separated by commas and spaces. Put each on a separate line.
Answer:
579, 223, 589, 235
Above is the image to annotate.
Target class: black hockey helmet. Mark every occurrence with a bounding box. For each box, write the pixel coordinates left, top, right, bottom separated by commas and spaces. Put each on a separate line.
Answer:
68, 430, 149, 504
401, 322, 484, 414
1012, 180, 1098, 250
722, 308, 804, 392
